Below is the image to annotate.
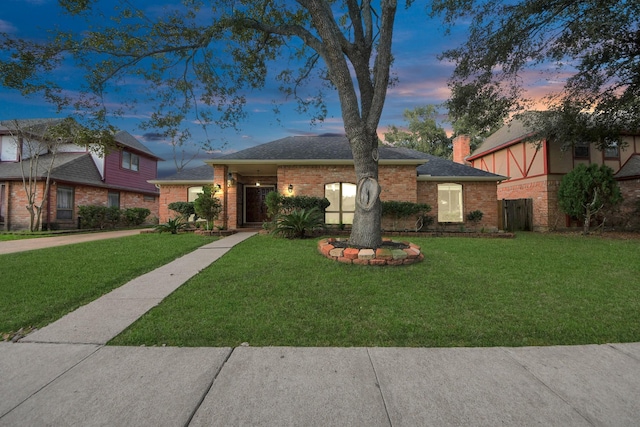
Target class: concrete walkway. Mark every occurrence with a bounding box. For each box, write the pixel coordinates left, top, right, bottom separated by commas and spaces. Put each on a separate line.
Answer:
1, 231, 639, 426
0, 229, 142, 255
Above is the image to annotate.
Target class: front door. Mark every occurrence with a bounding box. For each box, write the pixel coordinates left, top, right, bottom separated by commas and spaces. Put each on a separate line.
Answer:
245, 186, 273, 223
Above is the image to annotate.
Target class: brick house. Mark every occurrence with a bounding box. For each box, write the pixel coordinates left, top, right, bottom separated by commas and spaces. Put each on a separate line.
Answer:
150, 135, 505, 231
0, 119, 161, 231
466, 117, 640, 231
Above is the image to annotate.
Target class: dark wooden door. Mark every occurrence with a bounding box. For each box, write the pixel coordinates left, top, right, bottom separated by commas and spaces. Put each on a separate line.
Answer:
245, 186, 272, 223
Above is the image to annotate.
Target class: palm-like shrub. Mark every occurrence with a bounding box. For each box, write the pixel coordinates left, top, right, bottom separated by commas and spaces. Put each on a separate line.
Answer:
154, 217, 187, 234
271, 208, 324, 239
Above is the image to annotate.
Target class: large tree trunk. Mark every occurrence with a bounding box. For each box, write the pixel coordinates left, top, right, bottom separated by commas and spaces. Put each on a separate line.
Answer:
347, 131, 383, 249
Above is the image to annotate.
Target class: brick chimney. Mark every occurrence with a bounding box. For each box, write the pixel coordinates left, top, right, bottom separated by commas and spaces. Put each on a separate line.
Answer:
452, 135, 471, 165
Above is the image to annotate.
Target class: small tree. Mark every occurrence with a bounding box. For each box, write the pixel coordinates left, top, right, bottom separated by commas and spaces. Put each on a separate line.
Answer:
558, 164, 622, 234
193, 185, 222, 230
1, 118, 111, 231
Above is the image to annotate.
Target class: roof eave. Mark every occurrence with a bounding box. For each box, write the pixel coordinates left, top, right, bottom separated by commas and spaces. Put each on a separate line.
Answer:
204, 159, 428, 166
468, 132, 538, 161
147, 179, 213, 186
417, 175, 508, 182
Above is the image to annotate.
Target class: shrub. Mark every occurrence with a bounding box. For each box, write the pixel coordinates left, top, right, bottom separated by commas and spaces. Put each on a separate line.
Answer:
271, 208, 324, 239
78, 205, 119, 229
265, 191, 283, 220
193, 185, 222, 230
78, 205, 150, 229
281, 195, 330, 214
558, 164, 623, 234
168, 201, 195, 220
381, 201, 431, 230
154, 217, 187, 234
122, 208, 151, 226
466, 210, 484, 224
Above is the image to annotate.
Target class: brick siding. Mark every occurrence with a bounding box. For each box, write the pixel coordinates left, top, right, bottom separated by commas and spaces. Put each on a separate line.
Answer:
417, 181, 500, 232
157, 164, 502, 232
3, 180, 158, 231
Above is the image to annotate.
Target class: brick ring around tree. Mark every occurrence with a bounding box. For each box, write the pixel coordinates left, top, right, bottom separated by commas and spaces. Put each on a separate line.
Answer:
317, 238, 424, 266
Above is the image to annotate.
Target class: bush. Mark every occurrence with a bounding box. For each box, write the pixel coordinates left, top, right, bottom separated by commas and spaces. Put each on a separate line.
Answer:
122, 208, 151, 226
281, 195, 330, 214
558, 164, 623, 234
154, 217, 187, 234
271, 208, 324, 239
168, 201, 195, 220
381, 201, 431, 230
265, 191, 283, 220
193, 185, 222, 230
466, 210, 484, 224
78, 205, 150, 229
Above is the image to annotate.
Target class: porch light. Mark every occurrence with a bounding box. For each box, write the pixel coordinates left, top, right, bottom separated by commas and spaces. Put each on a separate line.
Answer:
214, 183, 222, 192
288, 184, 294, 193
256, 181, 260, 186
227, 172, 235, 188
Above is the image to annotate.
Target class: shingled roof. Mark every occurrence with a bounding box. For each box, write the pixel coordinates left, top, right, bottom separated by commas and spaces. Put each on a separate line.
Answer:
215, 135, 431, 161
155, 135, 504, 182
416, 154, 505, 181
615, 154, 640, 179
469, 118, 536, 160
0, 152, 103, 186
114, 130, 162, 160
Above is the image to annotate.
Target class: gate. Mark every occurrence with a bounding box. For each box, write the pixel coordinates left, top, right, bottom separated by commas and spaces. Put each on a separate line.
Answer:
500, 199, 533, 231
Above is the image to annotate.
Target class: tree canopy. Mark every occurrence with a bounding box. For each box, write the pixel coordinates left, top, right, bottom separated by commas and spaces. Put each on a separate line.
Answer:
432, 0, 640, 149
0, 0, 405, 247
384, 105, 452, 158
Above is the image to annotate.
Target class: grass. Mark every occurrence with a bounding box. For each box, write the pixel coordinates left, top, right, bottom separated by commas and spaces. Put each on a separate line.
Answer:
0, 233, 216, 338
0, 231, 60, 241
110, 233, 640, 348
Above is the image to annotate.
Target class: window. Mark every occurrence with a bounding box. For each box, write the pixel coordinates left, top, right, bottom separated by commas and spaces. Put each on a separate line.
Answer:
57, 186, 74, 220
574, 142, 590, 159
188, 187, 203, 202
438, 183, 463, 223
122, 150, 140, 171
604, 141, 619, 159
325, 182, 356, 225
108, 191, 120, 208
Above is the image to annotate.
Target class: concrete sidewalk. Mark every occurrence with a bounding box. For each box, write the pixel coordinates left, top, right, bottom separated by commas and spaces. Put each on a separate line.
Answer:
0, 229, 142, 255
1, 231, 639, 426
1, 343, 639, 426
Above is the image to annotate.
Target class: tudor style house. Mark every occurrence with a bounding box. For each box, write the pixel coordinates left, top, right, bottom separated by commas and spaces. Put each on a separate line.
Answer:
0, 119, 162, 231
150, 134, 506, 232
466, 117, 640, 231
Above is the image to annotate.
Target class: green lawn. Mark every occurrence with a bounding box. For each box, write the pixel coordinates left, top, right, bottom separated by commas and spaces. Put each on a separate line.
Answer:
110, 233, 640, 348
0, 233, 216, 339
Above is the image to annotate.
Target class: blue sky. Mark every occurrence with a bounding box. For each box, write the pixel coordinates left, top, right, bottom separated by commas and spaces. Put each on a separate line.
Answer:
0, 0, 471, 176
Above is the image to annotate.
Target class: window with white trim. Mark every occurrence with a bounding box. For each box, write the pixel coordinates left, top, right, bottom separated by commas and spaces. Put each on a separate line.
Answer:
438, 183, 463, 223
325, 182, 356, 225
187, 187, 203, 202
122, 150, 139, 171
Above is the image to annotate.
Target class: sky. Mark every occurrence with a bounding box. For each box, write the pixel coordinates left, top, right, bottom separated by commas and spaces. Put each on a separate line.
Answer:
0, 0, 502, 177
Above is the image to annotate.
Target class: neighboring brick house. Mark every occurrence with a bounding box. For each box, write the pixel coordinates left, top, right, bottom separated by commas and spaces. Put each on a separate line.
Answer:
466, 117, 640, 231
150, 135, 505, 231
0, 119, 162, 231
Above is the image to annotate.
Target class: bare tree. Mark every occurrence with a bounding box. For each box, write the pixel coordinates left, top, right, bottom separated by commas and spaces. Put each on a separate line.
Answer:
1, 118, 113, 231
